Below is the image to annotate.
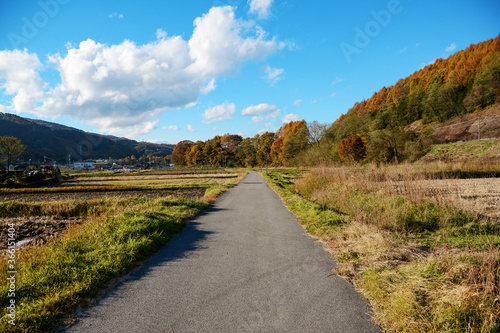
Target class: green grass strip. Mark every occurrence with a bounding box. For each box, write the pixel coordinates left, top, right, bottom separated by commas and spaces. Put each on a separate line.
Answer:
0, 197, 209, 332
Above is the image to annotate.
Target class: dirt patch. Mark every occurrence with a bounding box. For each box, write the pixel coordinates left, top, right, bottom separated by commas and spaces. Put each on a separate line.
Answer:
408, 103, 500, 143
0, 216, 84, 256
0, 188, 206, 203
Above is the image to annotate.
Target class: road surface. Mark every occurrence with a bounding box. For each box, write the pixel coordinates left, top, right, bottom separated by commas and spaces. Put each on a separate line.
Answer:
64, 172, 380, 332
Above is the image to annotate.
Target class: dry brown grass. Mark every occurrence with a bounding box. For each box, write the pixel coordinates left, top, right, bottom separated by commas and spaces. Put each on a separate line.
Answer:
301, 162, 500, 219
286, 164, 500, 332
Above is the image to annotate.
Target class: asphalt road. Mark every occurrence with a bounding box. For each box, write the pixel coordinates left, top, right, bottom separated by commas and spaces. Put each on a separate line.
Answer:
64, 172, 380, 332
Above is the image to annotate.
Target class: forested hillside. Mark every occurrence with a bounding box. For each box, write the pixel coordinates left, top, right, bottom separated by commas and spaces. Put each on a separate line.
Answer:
344, 33, 500, 123
0, 113, 174, 162
173, 34, 500, 166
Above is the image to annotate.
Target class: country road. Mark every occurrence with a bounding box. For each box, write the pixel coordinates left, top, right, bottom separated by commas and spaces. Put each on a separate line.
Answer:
63, 172, 380, 332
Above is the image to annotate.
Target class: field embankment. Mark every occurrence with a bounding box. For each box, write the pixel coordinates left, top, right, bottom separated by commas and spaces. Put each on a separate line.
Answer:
420, 138, 500, 164
0, 169, 245, 332
264, 166, 500, 332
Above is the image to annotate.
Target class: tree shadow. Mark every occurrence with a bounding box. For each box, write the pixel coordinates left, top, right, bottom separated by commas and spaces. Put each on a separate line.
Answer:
58, 206, 225, 331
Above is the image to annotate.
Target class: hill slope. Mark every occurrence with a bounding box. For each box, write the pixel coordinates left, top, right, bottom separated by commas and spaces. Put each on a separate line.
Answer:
341, 33, 500, 125
323, 33, 500, 163
0, 113, 173, 162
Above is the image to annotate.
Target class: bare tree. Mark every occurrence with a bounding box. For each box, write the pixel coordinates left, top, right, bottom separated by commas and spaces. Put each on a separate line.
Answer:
307, 121, 328, 145
0, 136, 26, 173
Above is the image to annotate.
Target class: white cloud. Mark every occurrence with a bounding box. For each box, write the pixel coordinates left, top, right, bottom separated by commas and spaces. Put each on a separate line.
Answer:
163, 125, 178, 131
201, 79, 216, 95
242, 103, 281, 122
109, 12, 124, 19
148, 139, 166, 143
252, 116, 264, 123
109, 119, 158, 138
156, 29, 167, 39
256, 121, 273, 135
445, 43, 457, 53
38, 37, 200, 136
331, 76, 343, 85
187, 124, 196, 132
265, 109, 281, 119
0, 6, 281, 138
188, 6, 279, 77
212, 127, 218, 131
282, 113, 301, 124
202, 102, 235, 124
293, 99, 302, 106
311, 100, 317, 104
0, 49, 46, 113
248, 0, 273, 19
262, 64, 283, 85
241, 103, 277, 116
398, 47, 407, 53
330, 92, 337, 98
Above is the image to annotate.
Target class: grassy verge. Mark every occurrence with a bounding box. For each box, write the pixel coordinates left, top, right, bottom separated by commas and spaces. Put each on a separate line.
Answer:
0, 197, 208, 332
0, 171, 246, 332
262, 168, 500, 332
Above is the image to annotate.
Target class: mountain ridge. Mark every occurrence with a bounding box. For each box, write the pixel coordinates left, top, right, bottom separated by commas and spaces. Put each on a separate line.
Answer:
0, 112, 173, 162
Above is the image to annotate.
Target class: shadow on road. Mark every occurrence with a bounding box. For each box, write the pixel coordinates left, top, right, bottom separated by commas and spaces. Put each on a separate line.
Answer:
59, 207, 225, 331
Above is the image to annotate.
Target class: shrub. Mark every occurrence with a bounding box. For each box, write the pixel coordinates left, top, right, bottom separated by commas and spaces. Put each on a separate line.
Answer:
338, 135, 366, 163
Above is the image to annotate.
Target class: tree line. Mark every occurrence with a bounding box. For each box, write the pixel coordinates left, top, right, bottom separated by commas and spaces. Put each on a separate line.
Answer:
173, 34, 500, 167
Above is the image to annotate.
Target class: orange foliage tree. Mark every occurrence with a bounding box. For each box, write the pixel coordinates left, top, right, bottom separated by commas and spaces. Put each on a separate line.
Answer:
337, 135, 366, 163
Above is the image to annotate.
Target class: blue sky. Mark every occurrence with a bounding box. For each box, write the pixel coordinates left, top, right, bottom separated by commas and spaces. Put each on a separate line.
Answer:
0, 0, 499, 144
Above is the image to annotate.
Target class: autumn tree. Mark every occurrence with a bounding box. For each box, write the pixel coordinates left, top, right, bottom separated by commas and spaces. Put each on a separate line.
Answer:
270, 137, 284, 165
283, 125, 309, 164
274, 120, 308, 164
234, 137, 257, 167
221, 134, 243, 152
172, 140, 193, 166
253, 132, 275, 166
185, 141, 205, 166
464, 53, 500, 111
0, 136, 26, 173
366, 129, 409, 164
337, 135, 366, 163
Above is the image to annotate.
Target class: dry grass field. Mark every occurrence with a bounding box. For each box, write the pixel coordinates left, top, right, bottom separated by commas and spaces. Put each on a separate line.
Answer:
265, 163, 500, 332
0, 188, 207, 203
388, 177, 500, 219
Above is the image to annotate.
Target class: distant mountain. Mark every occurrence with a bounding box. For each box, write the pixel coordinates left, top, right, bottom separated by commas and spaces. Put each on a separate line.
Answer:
0, 113, 174, 162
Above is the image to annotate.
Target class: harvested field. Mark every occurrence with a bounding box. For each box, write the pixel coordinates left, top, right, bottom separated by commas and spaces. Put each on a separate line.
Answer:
0, 187, 206, 203
59, 172, 237, 187
0, 216, 84, 255
389, 177, 500, 219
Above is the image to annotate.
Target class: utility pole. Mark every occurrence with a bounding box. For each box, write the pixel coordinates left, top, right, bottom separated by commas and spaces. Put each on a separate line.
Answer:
266, 154, 269, 176
477, 115, 480, 140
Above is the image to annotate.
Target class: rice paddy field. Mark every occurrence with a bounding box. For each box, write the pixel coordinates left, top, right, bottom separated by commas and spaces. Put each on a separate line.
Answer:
0, 169, 245, 332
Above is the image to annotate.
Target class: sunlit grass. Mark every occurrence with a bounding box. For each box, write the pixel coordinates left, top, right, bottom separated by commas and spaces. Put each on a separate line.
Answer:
0, 170, 246, 332
263, 167, 500, 332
